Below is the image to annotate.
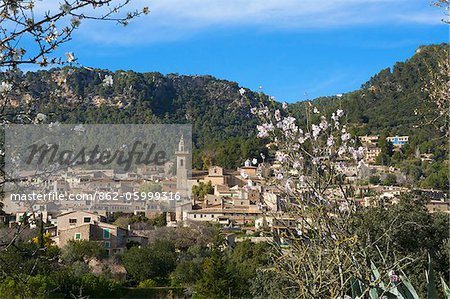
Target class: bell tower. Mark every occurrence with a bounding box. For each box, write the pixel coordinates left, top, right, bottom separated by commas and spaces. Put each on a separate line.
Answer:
176, 134, 189, 197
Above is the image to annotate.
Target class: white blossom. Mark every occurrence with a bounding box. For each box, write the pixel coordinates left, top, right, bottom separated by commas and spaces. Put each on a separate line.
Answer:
312, 124, 321, 139
327, 136, 334, 147
239, 88, 246, 96
341, 133, 351, 142
280, 116, 297, 132
338, 145, 347, 156
331, 112, 338, 122
319, 117, 328, 130
103, 75, 114, 87
35, 113, 47, 123
274, 109, 281, 122
349, 146, 364, 161
275, 151, 288, 162
0, 81, 12, 93
256, 123, 274, 138
299, 175, 305, 183
65, 52, 75, 63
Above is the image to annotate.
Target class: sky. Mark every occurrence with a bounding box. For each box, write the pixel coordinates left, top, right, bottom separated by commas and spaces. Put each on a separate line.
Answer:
48, 0, 449, 102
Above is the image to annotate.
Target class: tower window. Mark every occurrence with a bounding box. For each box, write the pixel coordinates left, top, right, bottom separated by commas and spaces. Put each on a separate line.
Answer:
180, 159, 184, 167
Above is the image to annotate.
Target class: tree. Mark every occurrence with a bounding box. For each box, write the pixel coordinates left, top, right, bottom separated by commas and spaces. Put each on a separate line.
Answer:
194, 227, 233, 298
421, 161, 449, 190
382, 173, 397, 186
0, 239, 60, 280
369, 175, 381, 185
148, 212, 167, 227
60, 240, 106, 264
250, 100, 417, 297
195, 253, 232, 298
121, 240, 176, 284
226, 240, 271, 297
352, 196, 449, 296
250, 268, 291, 299
170, 260, 203, 287
139, 182, 163, 193
170, 243, 210, 287
0, 1, 147, 125
192, 181, 214, 199
376, 135, 393, 165
0, 2, 148, 266
0, 1, 147, 69
139, 225, 215, 251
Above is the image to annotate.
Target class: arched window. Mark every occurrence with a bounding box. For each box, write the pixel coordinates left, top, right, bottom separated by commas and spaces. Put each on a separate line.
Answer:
180, 159, 184, 167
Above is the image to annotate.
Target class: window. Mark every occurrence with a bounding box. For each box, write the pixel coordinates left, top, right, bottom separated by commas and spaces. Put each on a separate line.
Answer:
103, 228, 110, 239
75, 233, 81, 240
104, 241, 111, 248
180, 158, 184, 167
69, 218, 77, 225
83, 217, 91, 223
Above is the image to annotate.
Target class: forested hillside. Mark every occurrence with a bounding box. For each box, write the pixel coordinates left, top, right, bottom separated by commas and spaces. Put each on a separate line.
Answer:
290, 43, 448, 190
292, 43, 447, 140
2, 43, 447, 176
2, 69, 270, 169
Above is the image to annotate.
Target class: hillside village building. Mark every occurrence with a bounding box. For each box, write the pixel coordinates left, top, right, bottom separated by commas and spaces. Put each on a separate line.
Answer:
54, 211, 146, 255
387, 135, 409, 147
359, 135, 409, 164
2, 134, 448, 253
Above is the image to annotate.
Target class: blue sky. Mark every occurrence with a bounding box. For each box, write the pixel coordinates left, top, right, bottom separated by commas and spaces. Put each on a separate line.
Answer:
56, 0, 448, 102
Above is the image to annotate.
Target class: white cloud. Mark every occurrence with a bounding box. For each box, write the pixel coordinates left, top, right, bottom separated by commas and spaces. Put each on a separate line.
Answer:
35, 0, 446, 45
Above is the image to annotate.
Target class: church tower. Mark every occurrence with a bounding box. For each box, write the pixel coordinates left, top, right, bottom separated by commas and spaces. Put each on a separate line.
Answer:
176, 134, 189, 197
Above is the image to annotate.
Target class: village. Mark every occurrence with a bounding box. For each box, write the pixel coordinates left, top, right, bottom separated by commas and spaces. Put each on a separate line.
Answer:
1, 133, 447, 257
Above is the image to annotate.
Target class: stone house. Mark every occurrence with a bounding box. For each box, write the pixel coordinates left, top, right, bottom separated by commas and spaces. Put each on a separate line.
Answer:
55, 211, 141, 255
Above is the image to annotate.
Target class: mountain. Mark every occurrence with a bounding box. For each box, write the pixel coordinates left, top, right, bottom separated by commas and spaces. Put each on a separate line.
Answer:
3, 68, 271, 169
290, 43, 448, 159
2, 43, 447, 175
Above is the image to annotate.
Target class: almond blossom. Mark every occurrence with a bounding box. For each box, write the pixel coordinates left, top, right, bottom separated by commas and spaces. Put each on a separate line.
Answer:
103, 75, 114, 87
0, 81, 12, 93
